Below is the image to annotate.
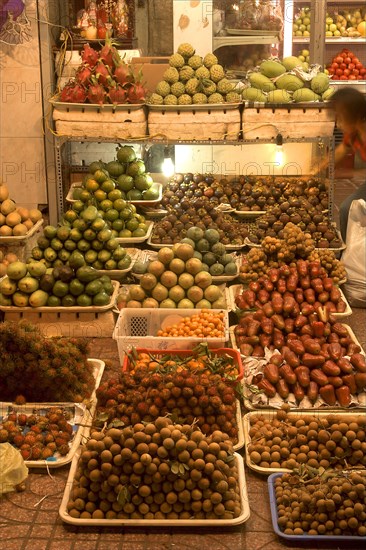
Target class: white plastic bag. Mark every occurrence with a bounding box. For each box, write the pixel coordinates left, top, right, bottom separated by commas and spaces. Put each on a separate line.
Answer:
0, 443, 28, 494
342, 199, 366, 307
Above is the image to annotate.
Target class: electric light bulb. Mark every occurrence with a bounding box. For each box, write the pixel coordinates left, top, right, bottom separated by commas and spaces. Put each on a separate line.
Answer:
275, 146, 284, 166
162, 156, 175, 177
275, 133, 284, 166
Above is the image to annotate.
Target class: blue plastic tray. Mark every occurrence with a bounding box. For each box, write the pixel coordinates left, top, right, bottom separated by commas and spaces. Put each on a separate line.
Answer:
268, 472, 366, 542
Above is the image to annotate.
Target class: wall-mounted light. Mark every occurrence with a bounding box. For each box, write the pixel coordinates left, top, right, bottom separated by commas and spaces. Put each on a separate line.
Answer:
275, 133, 284, 166
162, 146, 175, 177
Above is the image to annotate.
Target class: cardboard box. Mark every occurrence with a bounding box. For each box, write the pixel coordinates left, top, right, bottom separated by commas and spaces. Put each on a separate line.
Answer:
131, 57, 170, 93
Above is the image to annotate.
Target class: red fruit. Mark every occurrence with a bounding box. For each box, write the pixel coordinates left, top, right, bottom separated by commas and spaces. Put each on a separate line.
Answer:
41, 447, 54, 460
331, 62, 339, 69
349, 75, 357, 80
60, 82, 75, 102
340, 63, 347, 70
198, 395, 209, 408
343, 69, 350, 76
352, 69, 359, 76
148, 404, 159, 417
127, 82, 146, 103
114, 61, 131, 85
355, 62, 363, 70
100, 39, 117, 68
336, 68, 343, 77
97, 26, 107, 40
87, 81, 106, 105
344, 57, 352, 64
81, 43, 99, 68
95, 61, 111, 86
64, 82, 87, 104
340, 75, 348, 80
76, 65, 93, 86
12, 434, 25, 447
30, 446, 43, 460
335, 56, 343, 64
14, 395, 27, 405
20, 447, 32, 460
17, 414, 27, 426
108, 84, 127, 104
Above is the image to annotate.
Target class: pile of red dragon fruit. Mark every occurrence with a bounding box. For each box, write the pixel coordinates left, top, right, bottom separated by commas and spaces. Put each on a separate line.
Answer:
59, 39, 147, 105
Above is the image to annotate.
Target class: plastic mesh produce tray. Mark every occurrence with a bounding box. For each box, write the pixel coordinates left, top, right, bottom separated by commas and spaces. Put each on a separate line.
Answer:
113, 308, 230, 358
268, 472, 366, 542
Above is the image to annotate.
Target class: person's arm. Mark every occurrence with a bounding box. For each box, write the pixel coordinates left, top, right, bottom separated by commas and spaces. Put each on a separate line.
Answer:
311, 142, 349, 175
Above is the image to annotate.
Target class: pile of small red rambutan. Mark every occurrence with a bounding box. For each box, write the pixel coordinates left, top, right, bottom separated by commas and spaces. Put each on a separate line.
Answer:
0, 320, 94, 403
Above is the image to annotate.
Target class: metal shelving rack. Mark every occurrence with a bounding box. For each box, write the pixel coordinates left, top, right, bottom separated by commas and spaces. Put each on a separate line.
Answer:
53, 134, 335, 223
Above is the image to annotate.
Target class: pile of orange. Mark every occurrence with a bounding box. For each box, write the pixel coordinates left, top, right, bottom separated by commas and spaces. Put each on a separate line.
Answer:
157, 310, 225, 338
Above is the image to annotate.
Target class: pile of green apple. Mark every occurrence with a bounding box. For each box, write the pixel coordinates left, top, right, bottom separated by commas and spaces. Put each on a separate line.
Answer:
72, 145, 160, 207
0, 260, 114, 308
30, 205, 132, 271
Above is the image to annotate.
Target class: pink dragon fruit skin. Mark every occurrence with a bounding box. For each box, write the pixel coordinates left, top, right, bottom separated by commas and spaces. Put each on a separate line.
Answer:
127, 83, 146, 104
108, 84, 127, 104
87, 83, 106, 105
60, 83, 74, 102
95, 61, 111, 86
75, 65, 93, 86
81, 43, 99, 68
99, 38, 117, 69
113, 63, 130, 85
71, 83, 87, 103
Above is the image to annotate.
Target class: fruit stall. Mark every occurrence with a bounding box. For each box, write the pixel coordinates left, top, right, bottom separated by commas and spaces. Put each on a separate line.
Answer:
0, 1, 365, 548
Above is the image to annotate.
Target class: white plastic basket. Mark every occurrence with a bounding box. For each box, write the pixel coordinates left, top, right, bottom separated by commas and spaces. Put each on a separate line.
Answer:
113, 308, 229, 361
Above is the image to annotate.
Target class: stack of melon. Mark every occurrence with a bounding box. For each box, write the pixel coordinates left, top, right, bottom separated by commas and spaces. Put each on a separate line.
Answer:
242, 56, 336, 103
0, 183, 42, 237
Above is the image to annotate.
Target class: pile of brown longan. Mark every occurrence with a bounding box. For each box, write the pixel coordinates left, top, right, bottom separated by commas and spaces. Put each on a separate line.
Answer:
67, 416, 242, 520
248, 407, 366, 470
274, 471, 366, 537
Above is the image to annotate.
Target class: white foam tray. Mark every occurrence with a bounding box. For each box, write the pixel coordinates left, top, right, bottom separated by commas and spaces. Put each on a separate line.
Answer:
116, 221, 153, 244
232, 323, 366, 411
227, 284, 352, 318
59, 452, 249, 526
98, 248, 139, 279
0, 281, 119, 313
67, 183, 162, 207
132, 249, 240, 284
243, 409, 366, 475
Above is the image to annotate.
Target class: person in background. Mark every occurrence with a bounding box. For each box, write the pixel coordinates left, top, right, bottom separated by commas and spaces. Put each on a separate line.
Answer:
315, 87, 366, 241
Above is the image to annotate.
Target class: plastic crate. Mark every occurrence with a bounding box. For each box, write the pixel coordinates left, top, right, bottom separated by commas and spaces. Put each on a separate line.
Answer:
113, 308, 230, 359
268, 472, 366, 541
121, 346, 243, 382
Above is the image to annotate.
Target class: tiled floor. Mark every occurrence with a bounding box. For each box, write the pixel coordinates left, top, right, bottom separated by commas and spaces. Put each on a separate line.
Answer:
1, 175, 365, 550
